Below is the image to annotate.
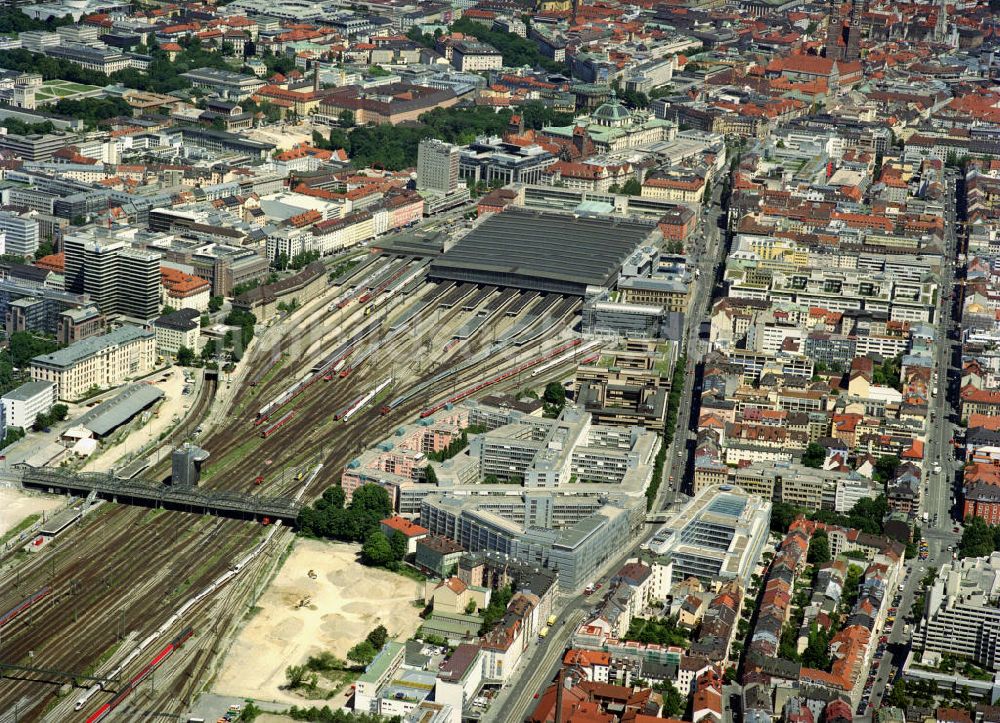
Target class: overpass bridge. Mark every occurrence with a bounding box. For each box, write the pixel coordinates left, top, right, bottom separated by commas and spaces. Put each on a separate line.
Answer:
15, 465, 301, 525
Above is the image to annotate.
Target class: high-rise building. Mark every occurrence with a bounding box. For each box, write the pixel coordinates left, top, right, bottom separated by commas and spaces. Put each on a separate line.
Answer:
0, 211, 40, 257
82, 239, 123, 314
62, 232, 86, 295
64, 231, 162, 320
117, 247, 161, 320
417, 138, 460, 195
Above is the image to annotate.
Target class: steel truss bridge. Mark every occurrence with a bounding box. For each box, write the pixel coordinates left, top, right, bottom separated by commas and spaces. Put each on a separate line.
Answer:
15, 465, 301, 525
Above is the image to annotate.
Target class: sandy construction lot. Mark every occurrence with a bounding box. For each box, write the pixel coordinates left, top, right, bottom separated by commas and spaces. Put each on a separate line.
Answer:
245, 123, 316, 152
213, 538, 424, 704
0, 488, 63, 537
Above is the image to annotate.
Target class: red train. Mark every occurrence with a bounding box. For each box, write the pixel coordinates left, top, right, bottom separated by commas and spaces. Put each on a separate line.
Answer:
85, 627, 194, 723
419, 339, 582, 418
0, 586, 51, 628
260, 410, 294, 438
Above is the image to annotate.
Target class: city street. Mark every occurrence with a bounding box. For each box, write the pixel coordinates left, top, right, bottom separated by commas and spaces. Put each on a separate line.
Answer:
867, 169, 965, 710
658, 184, 728, 508
490, 181, 729, 720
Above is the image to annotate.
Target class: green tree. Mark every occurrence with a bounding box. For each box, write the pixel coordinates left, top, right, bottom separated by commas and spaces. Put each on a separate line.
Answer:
176, 345, 196, 366
874, 455, 900, 483
959, 516, 997, 558
347, 640, 378, 666
1, 427, 25, 449
801, 623, 832, 669
208, 296, 223, 312
350, 484, 393, 519
34, 241, 54, 259
543, 381, 566, 411
366, 624, 388, 650
619, 178, 642, 196
424, 464, 438, 484
465, 598, 478, 614
362, 531, 394, 567
848, 495, 889, 535
338, 109, 355, 127
801, 442, 826, 468
286, 664, 307, 689
887, 679, 909, 708
9, 331, 59, 368
808, 531, 831, 564
480, 585, 513, 633
655, 680, 686, 717
50, 403, 68, 422
770, 502, 805, 533
389, 530, 408, 562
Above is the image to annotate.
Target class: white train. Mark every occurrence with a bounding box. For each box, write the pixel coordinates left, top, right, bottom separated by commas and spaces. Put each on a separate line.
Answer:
74, 464, 322, 712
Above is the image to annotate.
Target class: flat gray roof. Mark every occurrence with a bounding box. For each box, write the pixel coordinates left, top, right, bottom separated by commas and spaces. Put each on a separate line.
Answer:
77, 383, 164, 437
32, 326, 153, 370
428, 209, 656, 296
2, 380, 55, 402
39, 507, 81, 536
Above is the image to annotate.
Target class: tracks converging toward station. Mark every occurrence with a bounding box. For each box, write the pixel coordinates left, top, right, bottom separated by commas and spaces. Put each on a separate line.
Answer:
0, 253, 586, 721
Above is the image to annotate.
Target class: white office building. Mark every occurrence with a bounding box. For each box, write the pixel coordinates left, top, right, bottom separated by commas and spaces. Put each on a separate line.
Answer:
922, 553, 1000, 670
642, 483, 771, 586
417, 138, 460, 194
0, 211, 40, 257
1, 380, 57, 429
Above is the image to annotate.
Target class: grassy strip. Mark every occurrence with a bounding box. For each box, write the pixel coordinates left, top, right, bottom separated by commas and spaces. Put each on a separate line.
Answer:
645, 354, 687, 511
82, 640, 122, 677
199, 435, 264, 483
0, 514, 40, 546
234, 354, 290, 418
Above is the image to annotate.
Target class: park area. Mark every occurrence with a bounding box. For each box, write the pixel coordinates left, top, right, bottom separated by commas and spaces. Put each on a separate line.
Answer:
35, 79, 103, 104
213, 538, 424, 705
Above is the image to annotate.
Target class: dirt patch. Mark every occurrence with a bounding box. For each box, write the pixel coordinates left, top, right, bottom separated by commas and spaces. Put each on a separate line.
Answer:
0, 488, 62, 537
213, 538, 423, 705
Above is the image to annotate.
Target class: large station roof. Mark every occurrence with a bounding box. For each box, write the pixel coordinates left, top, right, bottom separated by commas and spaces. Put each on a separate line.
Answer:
428, 209, 657, 296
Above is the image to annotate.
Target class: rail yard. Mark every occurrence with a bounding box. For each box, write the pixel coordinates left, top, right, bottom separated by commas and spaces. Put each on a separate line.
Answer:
0, 250, 590, 721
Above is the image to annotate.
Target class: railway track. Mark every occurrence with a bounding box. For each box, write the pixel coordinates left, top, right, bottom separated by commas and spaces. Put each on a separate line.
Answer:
0, 509, 258, 720
0, 265, 584, 719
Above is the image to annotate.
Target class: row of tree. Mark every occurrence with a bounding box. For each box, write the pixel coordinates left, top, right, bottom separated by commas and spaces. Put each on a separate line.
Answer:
308, 103, 574, 171
297, 485, 413, 574
769, 495, 890, 536
274, 249, 321, 272
33, 403, 68, 431
645, 354, 687, 511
